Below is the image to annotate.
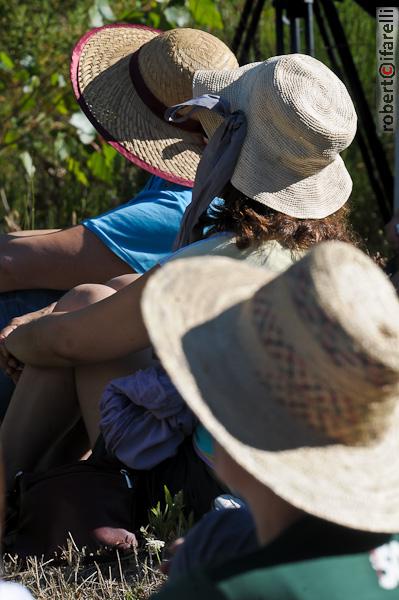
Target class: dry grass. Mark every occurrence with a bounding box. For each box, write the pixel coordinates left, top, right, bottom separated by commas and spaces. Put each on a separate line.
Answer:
2, 542, 166, 599
1, 487, 189, 597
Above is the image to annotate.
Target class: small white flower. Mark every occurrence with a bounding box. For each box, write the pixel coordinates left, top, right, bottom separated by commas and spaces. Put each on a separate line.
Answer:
145, 538, 165, 554
20, 54, 34, 68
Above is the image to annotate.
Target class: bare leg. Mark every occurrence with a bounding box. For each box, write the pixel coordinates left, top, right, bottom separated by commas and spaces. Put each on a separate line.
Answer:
0, 283, 118, 489
0, 225, 133, 292
46, 278, 153, 445
56, 278, 152, 443
46, 277, 153, 444
0, 279, 153, 488
5, 229, 62, 237
0, 365, 79, 490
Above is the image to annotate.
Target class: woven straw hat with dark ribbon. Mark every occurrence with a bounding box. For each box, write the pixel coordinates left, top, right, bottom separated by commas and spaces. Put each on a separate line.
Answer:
190, 54, 357, 217
70, 24, 238, 186
142, 241, 399, 532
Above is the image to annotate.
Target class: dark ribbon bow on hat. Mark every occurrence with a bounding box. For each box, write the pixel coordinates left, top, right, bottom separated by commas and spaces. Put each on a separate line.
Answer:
165, 94, 247, 249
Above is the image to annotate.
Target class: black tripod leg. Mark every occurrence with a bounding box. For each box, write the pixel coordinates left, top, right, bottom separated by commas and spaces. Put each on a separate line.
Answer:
314, 1, 391, 222
232, 0, 254, 55
239, 0, 267, 64
290, 15, 301, 52
320, 0, 393, 215
304, 0, 315, 56
275, 1, 285, 54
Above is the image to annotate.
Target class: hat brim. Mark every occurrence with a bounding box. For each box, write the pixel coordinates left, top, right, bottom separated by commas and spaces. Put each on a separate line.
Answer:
193, 62, 353, 217
142, 255, 399, 533
71, 24, 205, 186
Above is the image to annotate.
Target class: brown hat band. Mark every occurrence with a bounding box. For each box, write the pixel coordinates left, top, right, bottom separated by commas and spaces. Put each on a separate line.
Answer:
129, 47, 203, 134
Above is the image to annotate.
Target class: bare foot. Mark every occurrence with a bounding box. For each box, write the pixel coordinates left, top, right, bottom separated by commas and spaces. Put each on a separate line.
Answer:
93, 526, 137, 550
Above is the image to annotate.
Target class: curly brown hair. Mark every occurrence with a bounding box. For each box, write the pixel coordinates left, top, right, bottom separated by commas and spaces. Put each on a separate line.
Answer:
198, 183, 361, 251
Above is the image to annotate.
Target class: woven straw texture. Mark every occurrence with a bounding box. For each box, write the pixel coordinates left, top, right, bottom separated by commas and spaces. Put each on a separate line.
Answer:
71, 25, 238, 186
193, 54, 357, 217
142, 241, 399, 532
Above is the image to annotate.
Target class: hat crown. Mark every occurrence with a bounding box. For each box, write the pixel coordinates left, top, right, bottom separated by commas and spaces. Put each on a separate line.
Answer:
73, 24, 238, 186
246, 242, 399, 447
139, 28, 238, 107
142, 242, 399, 532
193, 54, 357, 217
241, 54, 357, 175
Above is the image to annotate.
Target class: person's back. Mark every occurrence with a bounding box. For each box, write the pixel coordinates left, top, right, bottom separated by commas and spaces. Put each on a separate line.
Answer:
0, 24, 238, 414
158, 517, 399, 599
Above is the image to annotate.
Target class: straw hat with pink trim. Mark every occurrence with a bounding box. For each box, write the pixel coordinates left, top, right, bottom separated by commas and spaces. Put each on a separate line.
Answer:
70, 25, 238, 187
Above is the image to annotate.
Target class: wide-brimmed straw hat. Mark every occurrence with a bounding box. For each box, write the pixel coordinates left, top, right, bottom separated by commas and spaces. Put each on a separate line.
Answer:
192, 54, 357, 217
142, 241, 399, 532
70, 25, 238, 186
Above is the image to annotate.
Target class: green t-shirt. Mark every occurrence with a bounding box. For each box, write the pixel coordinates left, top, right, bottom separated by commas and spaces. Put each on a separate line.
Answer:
154, 517, 399, 600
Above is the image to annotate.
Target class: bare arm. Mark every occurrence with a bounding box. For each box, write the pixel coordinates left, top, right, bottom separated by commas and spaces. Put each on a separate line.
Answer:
5, 267, 158, 367
0, 225, 132, 292
0, 302, 57, 339
5, 229, 62, 237
0, 302, 57, 379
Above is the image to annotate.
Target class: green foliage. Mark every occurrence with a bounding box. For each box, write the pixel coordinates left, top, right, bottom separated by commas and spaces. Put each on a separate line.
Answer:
187, 0, 223, 30
144, 486, 194, 545
87, 145, 119, 184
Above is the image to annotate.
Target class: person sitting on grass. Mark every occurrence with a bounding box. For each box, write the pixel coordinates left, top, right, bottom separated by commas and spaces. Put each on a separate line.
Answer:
141, 241, 399, 599
1, 54, 358, 521
0, 24, 238, 416
0, 23, 238, 470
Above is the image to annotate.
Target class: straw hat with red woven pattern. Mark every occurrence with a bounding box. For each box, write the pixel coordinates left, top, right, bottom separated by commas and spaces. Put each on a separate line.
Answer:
142, 241, 399, 533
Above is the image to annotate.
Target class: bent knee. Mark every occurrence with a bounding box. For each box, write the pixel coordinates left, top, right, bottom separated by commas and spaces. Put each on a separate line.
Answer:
55, 283, 116, 312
